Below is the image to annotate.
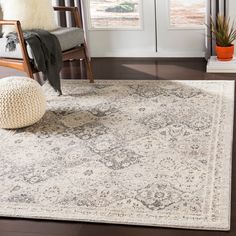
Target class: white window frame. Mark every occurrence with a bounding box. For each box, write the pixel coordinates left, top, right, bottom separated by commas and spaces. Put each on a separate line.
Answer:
86, 0, 144, 31
168, 0, 207, 30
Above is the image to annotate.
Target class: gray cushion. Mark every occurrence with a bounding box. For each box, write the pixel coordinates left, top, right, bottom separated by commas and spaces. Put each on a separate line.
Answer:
51, 27, 84, 51
0, 27, 84, 59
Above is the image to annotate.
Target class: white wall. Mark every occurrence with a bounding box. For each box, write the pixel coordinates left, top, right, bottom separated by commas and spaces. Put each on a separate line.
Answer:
228, 0, 236, 54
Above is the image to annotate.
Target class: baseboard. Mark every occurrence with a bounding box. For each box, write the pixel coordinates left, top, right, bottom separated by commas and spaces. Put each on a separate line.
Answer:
91, 51, 206, 58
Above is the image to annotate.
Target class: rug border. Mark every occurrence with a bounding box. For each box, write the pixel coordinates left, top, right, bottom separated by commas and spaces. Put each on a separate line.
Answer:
0, 80, 234, 231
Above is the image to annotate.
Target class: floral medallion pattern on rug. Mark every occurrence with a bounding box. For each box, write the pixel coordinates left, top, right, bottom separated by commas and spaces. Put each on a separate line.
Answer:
0, 80, 234, 231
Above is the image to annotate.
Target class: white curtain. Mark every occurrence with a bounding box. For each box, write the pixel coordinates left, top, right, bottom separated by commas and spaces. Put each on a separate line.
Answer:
206, 0, 228, 58
52, 0, 61, 26
53, 0, 89, 55
53, 0, 85, 28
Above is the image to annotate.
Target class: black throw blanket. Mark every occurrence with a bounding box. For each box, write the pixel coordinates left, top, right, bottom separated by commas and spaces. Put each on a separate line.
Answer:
6, 29, 63, 95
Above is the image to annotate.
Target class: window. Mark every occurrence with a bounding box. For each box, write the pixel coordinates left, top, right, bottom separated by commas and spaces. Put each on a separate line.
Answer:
169, 0, 206, 28
88, 0, 142, 30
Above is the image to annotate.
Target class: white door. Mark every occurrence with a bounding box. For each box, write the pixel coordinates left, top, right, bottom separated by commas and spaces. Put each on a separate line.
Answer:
84, 0, 156, 57
84, 0, 207, 57
156, 0, 207, 57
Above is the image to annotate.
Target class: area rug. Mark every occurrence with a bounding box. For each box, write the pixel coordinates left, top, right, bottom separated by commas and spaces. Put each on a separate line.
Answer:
0, 80, 234, 231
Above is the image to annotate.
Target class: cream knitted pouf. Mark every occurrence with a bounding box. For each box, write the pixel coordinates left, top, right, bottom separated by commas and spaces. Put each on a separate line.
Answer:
0, 76, 46, 129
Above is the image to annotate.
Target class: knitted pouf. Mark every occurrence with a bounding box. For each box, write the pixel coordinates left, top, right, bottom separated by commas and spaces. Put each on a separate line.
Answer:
0, 76, 46, 129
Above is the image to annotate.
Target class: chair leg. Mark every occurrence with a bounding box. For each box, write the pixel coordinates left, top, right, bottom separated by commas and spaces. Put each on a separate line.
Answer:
79, 59, 85, 79
26, 71, 34, 79
34, 72, 41, 83
24, 61, 34, 79
83, 44, 94, 83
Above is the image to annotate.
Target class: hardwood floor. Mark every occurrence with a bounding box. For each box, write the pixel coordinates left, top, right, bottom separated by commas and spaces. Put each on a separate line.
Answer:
62, 58, 236, 80
0, 58, 235, 236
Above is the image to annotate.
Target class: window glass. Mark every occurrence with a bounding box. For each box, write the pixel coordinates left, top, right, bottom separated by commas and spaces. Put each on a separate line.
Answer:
169, 0, 206, 27
88, 0, 142, 29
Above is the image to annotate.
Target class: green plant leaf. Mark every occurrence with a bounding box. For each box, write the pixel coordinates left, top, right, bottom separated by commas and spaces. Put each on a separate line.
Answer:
209, 14, 236, 47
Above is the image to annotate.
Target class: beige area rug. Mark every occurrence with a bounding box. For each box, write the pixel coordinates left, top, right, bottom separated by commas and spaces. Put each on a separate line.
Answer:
0, 80, 234, 231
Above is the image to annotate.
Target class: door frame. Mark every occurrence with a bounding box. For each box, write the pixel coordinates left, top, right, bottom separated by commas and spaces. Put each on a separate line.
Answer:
84, 0, 207, 58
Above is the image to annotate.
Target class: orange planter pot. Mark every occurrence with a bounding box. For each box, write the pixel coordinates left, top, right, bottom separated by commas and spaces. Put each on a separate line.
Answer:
215, 45, 234, 61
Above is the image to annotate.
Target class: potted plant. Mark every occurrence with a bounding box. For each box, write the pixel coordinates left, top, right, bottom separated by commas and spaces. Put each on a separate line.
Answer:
210, 15, 236, 61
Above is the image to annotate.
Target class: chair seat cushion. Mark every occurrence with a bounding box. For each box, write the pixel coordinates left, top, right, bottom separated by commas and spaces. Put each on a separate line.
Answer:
51, 27, 84, 51
0, 27, 84, 59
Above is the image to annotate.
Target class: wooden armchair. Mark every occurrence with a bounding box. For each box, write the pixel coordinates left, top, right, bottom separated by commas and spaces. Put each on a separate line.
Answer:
0, 6, 94, 83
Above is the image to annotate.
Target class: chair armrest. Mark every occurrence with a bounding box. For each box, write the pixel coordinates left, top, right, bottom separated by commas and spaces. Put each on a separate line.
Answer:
0, 20, 20, 26
0, 20, 25, 47
0, 20, 31, 66
53, 6, 83, 28
0, 20, 24, 40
